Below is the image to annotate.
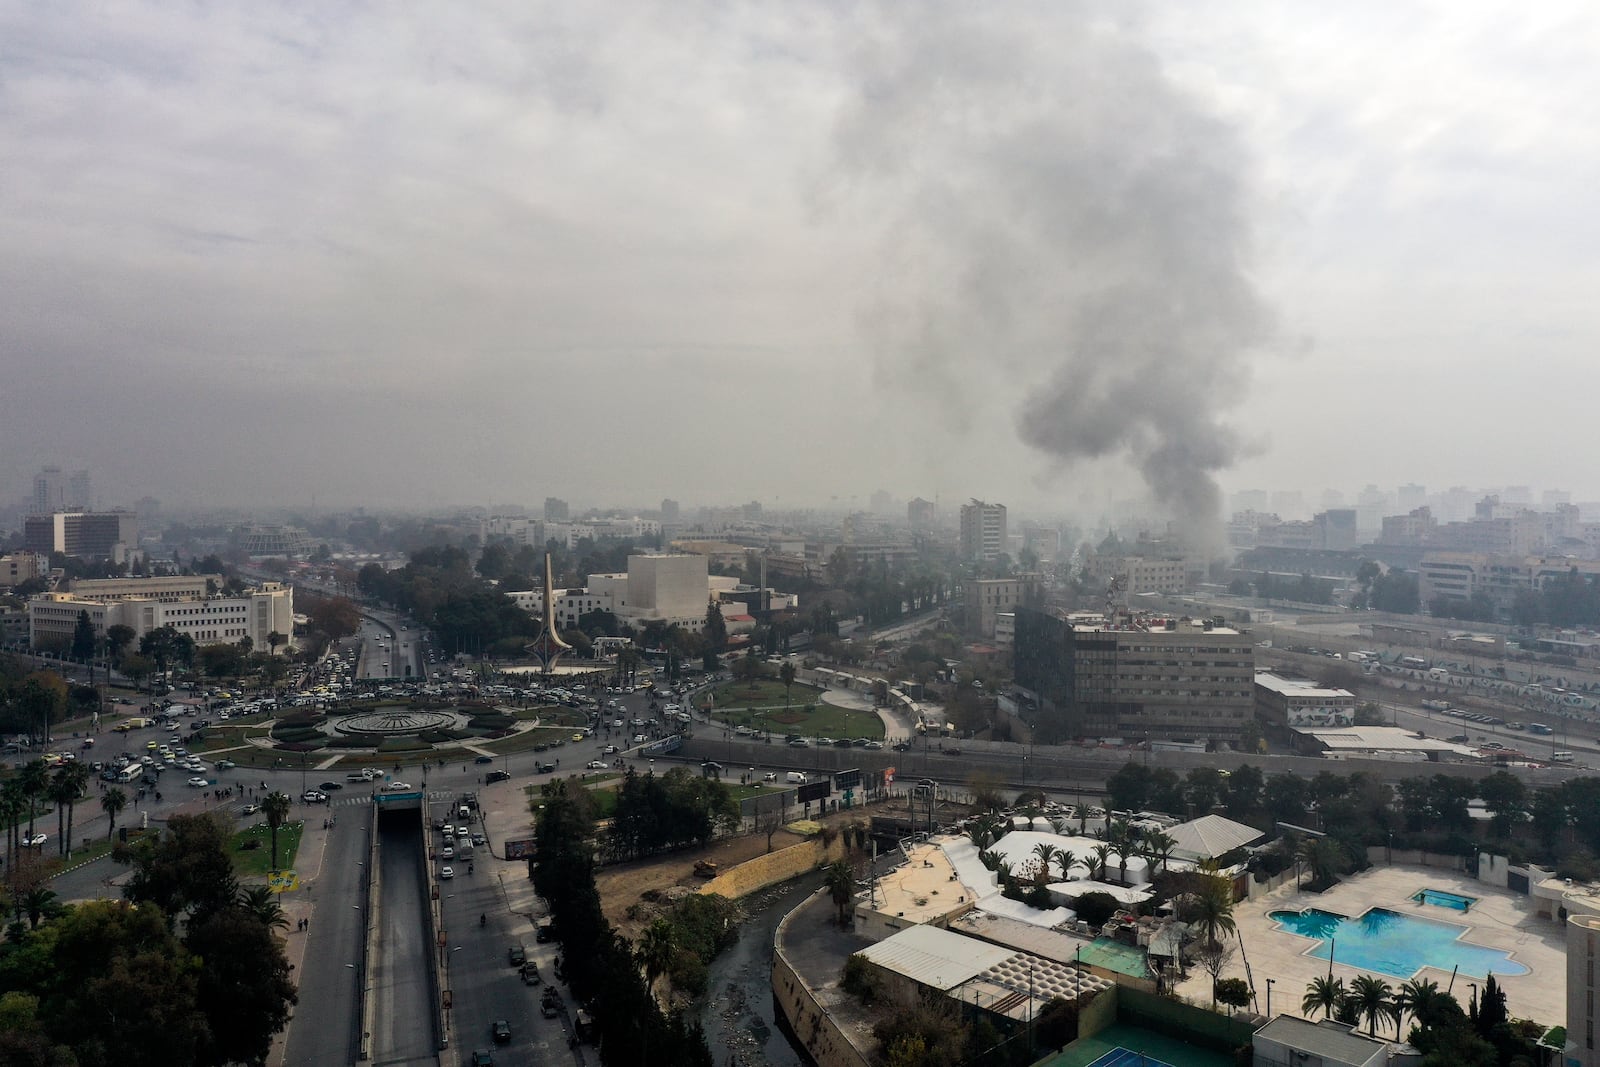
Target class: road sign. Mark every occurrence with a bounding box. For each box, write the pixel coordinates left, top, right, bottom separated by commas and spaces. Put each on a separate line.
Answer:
267, 870, 299, 893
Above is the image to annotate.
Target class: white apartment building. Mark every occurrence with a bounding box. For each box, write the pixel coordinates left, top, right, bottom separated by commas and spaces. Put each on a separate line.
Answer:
1086, 555, 1191, 597
28, 581, 294, 651
506, 553, 717, 632
1418, 552, 1600, 612
504, 587, 613, 631
959, 500, 1008, 563
0, 553, 50, 588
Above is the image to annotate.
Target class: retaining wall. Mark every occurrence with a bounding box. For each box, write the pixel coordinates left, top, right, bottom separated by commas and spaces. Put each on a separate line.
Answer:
698, 835, 848, 899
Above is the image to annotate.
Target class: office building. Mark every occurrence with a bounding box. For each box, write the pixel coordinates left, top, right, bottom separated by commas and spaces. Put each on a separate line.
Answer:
959, 500, 1007, 563
660, 498, 680, 522
1013, 609, 1254, 743
28, 581, 293, 651
24, 511, 138, 561
907, 497, 936, 529
32, 467, 91, 512
544, 497, 569, 522
963, 577, 1040, 639
0, 553, 49, 589
1254, 672, 1356, 729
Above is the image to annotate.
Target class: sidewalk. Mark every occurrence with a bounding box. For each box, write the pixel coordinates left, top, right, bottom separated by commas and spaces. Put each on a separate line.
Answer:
267, 808, 334, 1067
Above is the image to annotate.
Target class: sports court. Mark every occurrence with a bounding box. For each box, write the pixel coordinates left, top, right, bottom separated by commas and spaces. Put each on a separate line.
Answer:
1037, 1022, 1234, 1067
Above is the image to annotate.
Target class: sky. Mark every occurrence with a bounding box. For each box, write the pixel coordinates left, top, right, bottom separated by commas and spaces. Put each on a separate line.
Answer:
4, 2, 1600, 521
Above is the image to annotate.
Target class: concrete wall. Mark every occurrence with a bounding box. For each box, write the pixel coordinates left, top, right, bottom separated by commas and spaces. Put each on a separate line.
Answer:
772, 901, 873, 1067
1364, 846, 1469, 872
1078, 982, 1118, 1039
698, 835, 847, 900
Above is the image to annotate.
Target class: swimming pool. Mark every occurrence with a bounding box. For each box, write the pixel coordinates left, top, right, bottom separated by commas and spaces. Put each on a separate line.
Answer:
1268, 907, 1528, 980
1413, 888, 1477, 911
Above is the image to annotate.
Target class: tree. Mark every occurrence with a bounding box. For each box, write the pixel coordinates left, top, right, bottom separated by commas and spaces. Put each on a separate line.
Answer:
238, 884, 289, 931
121, 813, 240, 924
1194, 937, 1235, 1009
639, 918, 676, 993
702, 601, 727, 656
824, 861, 856, 927
1297, 835, 1349, 890
47, 763, 88, 858
1302, 975, 1346, 1021
1476, 772, 1527, 838
70, 611, 96, 663
1143, 830, 1178, 875
185, 904, 298, 1067
1393, 978, 1442, 1041
1349, 974, 1396, 1037
262, 791, 292, 872
1215, 977, 1252, 1011
266, 630, 286, 658
18, 759, 49, 844
779, 661, 797, 707
1190, 875, 1237, 948
1184, 767, 1225, 814
101, 787, 128, 840
1106, 761, 1151, 812
1224, 765, 1264, 819
105, 623, 137, 663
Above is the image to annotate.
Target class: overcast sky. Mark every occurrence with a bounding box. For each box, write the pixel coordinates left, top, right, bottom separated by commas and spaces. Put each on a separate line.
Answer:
4, 2, 1599, 519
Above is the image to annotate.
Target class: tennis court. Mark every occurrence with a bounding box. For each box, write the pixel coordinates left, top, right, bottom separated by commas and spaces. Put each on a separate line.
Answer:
1038, 1021, 1234, 1067
1084, 1048, 1177, 1067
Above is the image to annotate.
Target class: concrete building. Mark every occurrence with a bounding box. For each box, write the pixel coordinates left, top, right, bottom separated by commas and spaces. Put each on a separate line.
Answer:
33, 467, 91, 512
659, 498, 680, 522
28, 581, 294, 651
24, 511, 138, 561
0, 553, 49, 589
1418, 552, 1600, 614
960, 500, 1008, 563
544, 497, 569, 521
964, 576, 1041, 639
235, 524, 310, 558
1252, 1017, 1391, 1067
1086, 554, 1191, 597
1568, 907, 1600, 1065
1254, 672, 1357, 729
624, 553, 708, 624
907, 497, 936, 529
1013, 609, 1255, 743
70, 575, 214, 601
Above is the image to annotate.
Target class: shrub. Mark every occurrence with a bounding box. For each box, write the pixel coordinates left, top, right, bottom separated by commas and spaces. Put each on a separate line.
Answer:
841, 954, 879, 1004
1072, 891, 1121, 928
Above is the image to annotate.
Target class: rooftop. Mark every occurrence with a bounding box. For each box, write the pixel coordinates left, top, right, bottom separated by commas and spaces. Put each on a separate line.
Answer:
1255, 1016, 1391, 1065
1295, 725, 1475, 754
1165, 814, 1264, 862
1255, 671, 1354, 699
855, 925, 1013, 990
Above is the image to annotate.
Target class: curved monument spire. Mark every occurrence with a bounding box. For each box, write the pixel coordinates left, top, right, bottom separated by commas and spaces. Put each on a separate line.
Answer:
525, 551, 572, 677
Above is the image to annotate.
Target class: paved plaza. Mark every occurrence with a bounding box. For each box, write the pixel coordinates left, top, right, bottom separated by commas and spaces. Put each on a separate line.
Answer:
1187, 864, 1566, 1023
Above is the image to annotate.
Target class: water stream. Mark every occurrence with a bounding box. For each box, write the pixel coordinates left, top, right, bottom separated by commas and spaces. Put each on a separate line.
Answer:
700, 873, 821, 1067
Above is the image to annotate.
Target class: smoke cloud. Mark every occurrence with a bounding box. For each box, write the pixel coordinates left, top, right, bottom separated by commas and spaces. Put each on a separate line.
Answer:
831, 5, 1274, 540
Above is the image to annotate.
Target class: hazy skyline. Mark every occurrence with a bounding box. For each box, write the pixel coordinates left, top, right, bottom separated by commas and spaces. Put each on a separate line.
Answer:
5, 3, 1600, 515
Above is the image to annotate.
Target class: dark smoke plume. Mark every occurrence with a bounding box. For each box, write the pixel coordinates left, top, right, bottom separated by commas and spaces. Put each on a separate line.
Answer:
832, 5, 1274, 540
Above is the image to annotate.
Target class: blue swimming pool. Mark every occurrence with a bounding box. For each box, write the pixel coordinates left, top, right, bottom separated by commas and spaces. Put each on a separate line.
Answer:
1413, 888, 1477, 911
1268, 907, 1528, 980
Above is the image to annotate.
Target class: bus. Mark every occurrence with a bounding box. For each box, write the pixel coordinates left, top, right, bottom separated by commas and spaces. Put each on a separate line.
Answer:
1552, 751, 1575, 763
115, 764, 143, 784
1528, 723, 1554, 735
1399, 656, 1430, 670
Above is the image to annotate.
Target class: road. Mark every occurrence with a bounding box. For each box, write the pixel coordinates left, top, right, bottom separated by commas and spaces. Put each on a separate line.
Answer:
370, 815, 436, 1066
281, 816, 366, 1067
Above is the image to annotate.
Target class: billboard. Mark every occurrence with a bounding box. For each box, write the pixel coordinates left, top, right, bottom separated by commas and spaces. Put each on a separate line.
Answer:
504, 837, 537, 860
797, 780, 830, 803
833, 768, 862, 791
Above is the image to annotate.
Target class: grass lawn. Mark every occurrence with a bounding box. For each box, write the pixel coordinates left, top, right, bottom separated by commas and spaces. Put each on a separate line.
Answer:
231, 820, 305, 878
710, 703, 884, 741
728, 783, 777, 803
477, 726, 585, 756
704, 679, 821, 711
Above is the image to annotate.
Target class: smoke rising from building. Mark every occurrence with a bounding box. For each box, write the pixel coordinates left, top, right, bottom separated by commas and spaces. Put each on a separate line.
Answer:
832, 6, 1274, 540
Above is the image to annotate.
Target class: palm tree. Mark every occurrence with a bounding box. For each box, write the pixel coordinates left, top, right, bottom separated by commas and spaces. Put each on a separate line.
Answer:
1302, 975, 1346, 1021
995, 859, 1016, 888
823, 860, 856, 927
18, 760, 48, 843
266, 630, 286, 658
47, 769, 78, 858
239, 885, 290, 931
58, 762, 90, 857
101, 787, 128, 840
1392, 978, 1441, 1040
1348, 975, 1396, 1037
639, 918, 675, 993
1021, 804, 1042, 831
0, 783, 23, 868
1089, 844, 1113, 882
1054, 849, 1078, 882
1191, 876, 1237, 948
263, 791, 292, 872
1297, 836, 1349, 889
1032, 843, 1058, 884
1144, 830, 1179, 875
21, 886, 58, 930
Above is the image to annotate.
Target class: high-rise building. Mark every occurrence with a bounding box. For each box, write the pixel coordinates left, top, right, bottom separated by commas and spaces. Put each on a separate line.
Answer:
959, 500, 1007, 563
907, 498, 936, 529
869, 489, 893, 515
33, 468, 64, 513
660, 498, 680, 522
24, 511, 138, 561
1013, 609, 1254, 744
1397, 483, 1427, 513
68, 469, 91, 509
544, 497, 569, 521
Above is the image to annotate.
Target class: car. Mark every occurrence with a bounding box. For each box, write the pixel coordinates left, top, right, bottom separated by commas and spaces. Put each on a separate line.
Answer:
863, 741, 884, 750
384, 781, 411, 791
586, 760, 607, 770
788, 739, 808, 748
763, 772, 777, 783
474, 755, 494, 765
492, 1020, 511, 1044
242, 803, 260, 815
24, 833, 47, 848
188, 776, 209, 788
602, 745, 619, 755
456, 826, 469, 839
302, 789, 328, 803
318, 781, 345, 791
471, 832, 486, 846
440, 865, 454, 879
216, 759, 236, 770
485, 770, 510, 784
892, 742, 912, 752
470, 1050, 495, 1066
441, 845, 455, 859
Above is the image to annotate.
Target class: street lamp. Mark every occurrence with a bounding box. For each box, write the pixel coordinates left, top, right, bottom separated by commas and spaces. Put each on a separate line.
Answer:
1266, 977, 1274, 1018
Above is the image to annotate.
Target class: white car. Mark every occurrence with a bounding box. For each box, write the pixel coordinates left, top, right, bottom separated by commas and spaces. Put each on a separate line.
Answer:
25, 833, 47, 848
441, 845, 455, 860
440, 865, 454, 879
456, 826, 469, 839
586, 760, 607, 770
385, 781, 411, 791
187, 776, 208, 788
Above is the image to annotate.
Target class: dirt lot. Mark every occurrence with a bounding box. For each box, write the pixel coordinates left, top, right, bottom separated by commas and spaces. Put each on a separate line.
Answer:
596, 800, 890, 940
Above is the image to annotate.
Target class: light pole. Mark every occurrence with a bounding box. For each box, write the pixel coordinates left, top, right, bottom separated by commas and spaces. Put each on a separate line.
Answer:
1265, 977, 1274, 1018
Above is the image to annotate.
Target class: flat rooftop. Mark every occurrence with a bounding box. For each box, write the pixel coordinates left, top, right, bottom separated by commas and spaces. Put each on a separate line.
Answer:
1255, 672, 1353, 699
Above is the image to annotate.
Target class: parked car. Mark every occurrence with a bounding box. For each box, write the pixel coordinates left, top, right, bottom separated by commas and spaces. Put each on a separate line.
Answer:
485, 770, 510, 784
301, 789, 328, 803
492, 1020, 511, 1044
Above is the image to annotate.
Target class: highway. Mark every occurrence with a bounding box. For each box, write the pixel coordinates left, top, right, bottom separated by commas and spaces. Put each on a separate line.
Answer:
370, 815, 436, 1067
281, 816, 366, 1066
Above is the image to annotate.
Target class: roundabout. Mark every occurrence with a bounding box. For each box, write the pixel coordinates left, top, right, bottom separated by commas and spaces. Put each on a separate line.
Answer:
330, 708, 473, 737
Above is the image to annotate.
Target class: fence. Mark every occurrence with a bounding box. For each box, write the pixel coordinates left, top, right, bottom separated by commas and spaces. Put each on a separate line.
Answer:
1117, 985, 1257, 1054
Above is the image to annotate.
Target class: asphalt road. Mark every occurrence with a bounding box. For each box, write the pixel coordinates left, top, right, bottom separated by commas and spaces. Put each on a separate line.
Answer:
370, 816, 437, 1066
281, 815, 366, 1067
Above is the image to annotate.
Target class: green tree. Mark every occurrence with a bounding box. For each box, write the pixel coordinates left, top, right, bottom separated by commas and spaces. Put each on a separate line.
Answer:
1106, 761, 1151, 813
18, 759, 49, 844
186, 904, 298, 1066
1184, 767, 1226, 814
121, 812, 240, 924
1224, 764, 1264, 819
702, 601, 727, 655
70, 610, 96, 663
1215, 977, 1252, 1011
639, 918, 676, 992
1476, 772, 1527, 838
100, 787, 128, 840
1302, 975, 1346, 1021
1190, 875, 1237, 948
238, 884, 289, 931
1297, 836, 1349, 890
48, 763, 89, 858
262, 791, 292, 872
824, 860, 856, 927
779, 660, 797, 707
1349, 974, 1397, 1037
105, 623, 137, 663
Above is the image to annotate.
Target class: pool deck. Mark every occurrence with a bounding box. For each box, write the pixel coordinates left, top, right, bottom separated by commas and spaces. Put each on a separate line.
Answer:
1184, 864, 1565, 1023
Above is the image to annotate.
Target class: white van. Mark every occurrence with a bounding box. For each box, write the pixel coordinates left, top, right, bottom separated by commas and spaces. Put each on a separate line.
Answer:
785, 771, 807, 784
1553, 751, 1576, 763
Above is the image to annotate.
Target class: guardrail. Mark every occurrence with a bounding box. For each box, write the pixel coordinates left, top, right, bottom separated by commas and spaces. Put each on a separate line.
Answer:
421, 799, 448, 1051
357, 800, 379, 1061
